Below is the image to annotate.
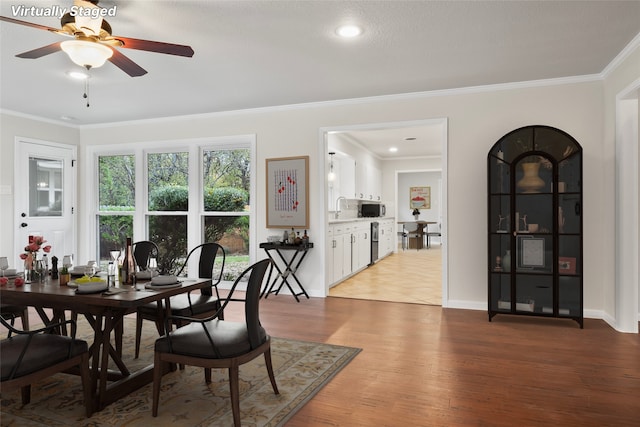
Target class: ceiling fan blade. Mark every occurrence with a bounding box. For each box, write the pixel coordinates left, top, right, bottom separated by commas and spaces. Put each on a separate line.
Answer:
0, 15, 59, 32
108, 49, 147, 77
113, 36, 194, 57
16, 42, 62, 59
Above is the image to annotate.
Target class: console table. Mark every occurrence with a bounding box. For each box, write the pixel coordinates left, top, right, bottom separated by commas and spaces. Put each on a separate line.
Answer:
259, 242, 313, 302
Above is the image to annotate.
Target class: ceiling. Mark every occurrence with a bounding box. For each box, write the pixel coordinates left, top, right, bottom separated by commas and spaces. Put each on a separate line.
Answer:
1, 0, 640, 158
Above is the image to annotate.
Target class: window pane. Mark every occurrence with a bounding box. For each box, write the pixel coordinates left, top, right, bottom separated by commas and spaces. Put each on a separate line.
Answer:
204, 215, 249, 280
99, 155, 135, 209
149, 215, 187, 274
148, 152, 189, 211
29, 157, 63, 216
203, 149, 250, 212
97, 215, 133, 269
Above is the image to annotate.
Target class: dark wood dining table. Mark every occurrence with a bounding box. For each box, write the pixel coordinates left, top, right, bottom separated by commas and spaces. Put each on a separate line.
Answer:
397, 220, 437, 249
0, 277, 212, 411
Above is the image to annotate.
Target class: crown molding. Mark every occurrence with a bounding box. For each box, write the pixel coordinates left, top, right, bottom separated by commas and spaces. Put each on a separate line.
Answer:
0, 109, 80, 129
601, 31, 640, 78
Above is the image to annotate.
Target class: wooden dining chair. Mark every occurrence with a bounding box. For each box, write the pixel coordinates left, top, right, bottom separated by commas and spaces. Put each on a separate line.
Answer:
0, 314, 93, 417
402, 222, 420, 250
0, 304, 29, 332
152, 258, 277, 427
134, 242, 226, 358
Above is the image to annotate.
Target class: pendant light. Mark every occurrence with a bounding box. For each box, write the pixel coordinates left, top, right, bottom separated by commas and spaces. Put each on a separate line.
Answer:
328, 152, 336, 181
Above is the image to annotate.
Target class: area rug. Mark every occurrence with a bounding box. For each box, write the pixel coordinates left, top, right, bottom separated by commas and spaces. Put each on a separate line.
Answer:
0, 318, 361, 427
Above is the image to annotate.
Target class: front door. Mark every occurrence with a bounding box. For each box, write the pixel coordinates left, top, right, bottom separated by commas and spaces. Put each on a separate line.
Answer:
14, 138, 76, 269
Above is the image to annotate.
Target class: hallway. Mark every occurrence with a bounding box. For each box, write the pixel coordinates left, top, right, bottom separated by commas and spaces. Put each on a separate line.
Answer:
328, 243, 442, 305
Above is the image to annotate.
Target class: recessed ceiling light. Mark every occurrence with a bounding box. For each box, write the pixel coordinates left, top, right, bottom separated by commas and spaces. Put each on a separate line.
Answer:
66, 70, 89, 80
336, 24, 363, 38
389, 147, 398, 152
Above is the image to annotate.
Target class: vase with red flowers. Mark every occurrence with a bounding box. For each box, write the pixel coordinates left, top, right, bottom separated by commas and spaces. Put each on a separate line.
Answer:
19, 235, 51, 283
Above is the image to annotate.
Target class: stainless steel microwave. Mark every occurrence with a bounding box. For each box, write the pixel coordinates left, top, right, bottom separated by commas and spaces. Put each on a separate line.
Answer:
361, 203, 385, 217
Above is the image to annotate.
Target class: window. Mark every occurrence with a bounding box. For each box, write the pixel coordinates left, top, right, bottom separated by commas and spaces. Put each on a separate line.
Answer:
29, 157, 63, 216
203, 148, 251, 279
97, 155, 135, 268
147, 152, 189, 272
91, 137, 255, 280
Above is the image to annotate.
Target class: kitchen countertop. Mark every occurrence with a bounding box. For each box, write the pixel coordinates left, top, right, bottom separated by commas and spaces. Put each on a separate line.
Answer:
329, 216, 395, 224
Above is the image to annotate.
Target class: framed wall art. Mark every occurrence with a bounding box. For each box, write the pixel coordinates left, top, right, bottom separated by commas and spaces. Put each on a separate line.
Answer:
410, 186, 430, 209
266, 156, 309, 228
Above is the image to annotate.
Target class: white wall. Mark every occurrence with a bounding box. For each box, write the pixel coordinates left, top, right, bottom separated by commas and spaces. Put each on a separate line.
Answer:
382, 156, 442, 220
71, 81, 605, 309
1, 40, 638, 331
602, 38, 640, 332
396, 171, 441, 223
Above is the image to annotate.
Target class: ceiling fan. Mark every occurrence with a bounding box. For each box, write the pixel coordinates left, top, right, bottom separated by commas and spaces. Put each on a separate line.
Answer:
0, 0, 194, 77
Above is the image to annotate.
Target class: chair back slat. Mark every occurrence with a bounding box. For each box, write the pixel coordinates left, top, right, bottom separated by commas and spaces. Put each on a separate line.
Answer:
244, 259, 272, 349
132, 241, 159, 271
176, 243, 226, 296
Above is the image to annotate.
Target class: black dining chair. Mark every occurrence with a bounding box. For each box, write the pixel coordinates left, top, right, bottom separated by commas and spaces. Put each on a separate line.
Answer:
134, 242, 226, 359
0, 314, 93, 417
132, 240, 159, 271
151, 258, 277, 427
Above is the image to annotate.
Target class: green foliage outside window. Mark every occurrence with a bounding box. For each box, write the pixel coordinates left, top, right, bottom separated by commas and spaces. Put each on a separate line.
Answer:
149, 185, 248, 272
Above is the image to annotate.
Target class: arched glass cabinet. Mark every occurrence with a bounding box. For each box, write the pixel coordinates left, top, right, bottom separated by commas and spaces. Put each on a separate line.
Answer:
487, 125, 583, 328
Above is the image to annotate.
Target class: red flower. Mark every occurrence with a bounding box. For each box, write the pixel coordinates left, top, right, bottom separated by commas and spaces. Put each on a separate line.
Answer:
14, 277, 24, 287
0, 277, 7, 286
20, 236, 51, 262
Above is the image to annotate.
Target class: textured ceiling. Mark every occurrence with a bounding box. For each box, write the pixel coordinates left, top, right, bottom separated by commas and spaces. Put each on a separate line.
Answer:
1, 0, 639, 157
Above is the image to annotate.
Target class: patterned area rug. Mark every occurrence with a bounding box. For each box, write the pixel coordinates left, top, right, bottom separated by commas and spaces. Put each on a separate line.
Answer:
1, 318, 360, 426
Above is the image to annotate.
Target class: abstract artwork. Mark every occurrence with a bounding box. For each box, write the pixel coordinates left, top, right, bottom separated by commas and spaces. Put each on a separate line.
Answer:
266, 156, 309, 228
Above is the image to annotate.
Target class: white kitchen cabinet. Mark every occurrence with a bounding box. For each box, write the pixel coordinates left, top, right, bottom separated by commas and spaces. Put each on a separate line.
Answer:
342, 223, 354, 277
356, 222, 371, 270
354, 161, 366, 200
368, 165, 382, 201
328, 218, 399, 287
328, 222, 355, 285
328, 224, 344, 285
354, 162, 383, 201
329, 154, 356, 203
378, 219, 394, 257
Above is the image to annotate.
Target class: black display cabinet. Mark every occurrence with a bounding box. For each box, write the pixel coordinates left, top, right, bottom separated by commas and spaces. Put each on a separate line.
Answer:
487, 125, 583, 327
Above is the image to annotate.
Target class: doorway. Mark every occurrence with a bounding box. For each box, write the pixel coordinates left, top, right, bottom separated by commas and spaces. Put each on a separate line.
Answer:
321, 118, 448, 306
13, 138, 76, 269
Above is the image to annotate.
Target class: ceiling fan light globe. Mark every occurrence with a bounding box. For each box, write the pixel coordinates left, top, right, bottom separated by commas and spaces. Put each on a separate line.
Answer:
61, 40, 113, 68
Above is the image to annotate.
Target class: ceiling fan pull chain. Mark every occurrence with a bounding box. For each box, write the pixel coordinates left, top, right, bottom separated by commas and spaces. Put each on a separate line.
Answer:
83, 73, 90, 108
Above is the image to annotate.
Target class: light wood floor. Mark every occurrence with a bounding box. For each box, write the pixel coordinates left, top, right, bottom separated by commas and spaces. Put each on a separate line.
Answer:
329, 243, 442, 305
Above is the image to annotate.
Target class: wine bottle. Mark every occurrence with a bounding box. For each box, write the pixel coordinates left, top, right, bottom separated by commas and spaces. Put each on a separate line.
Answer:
121, 238, 136, 285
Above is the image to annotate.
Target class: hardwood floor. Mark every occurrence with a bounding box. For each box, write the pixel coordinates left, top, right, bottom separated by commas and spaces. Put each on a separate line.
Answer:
329, 243, 442, 305
255, 297, 639, 427
5, 277, 639, 426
